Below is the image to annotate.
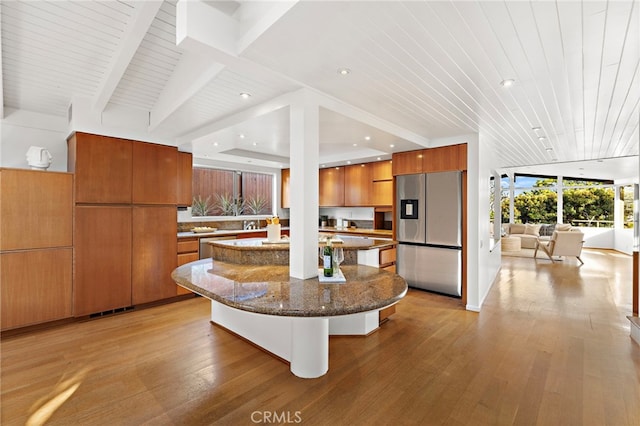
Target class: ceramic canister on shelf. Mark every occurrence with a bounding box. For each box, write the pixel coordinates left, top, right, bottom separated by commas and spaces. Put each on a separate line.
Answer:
267, 224, 281, 242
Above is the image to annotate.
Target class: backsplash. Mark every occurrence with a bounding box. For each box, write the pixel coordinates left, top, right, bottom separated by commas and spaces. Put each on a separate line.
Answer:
177, 218, 289, 233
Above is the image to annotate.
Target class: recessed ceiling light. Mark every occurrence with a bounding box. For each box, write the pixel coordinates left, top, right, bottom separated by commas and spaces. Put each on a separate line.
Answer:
390, 144, 395, 148
239, 134, 245, 139
538, 136, 546, 141
240, 92, 251, 99
321, 164, 325, 168
545, 148, 553, 152
500, 79, 515, 87
532, 126, 541, 131
377, 157, 381, 161
353, 143, 358, 147
364, 136, 371, 141
213, 142, 218, 146
337, 67, 351, 76
252, 142, 258, 146
347, 160, 351, 164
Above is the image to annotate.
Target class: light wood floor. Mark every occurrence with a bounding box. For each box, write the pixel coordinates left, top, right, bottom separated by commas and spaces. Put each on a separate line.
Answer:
2, 249, 639, 425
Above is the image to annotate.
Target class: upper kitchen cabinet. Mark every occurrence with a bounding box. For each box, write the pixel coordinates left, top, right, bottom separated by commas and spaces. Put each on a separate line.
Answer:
423, 144, 467, 172
0, 169, 73, 251
344, 163, 372, 206
319, 167, 345, 207
371, 160, 393, 206
281, 168, 290, 208
67, 132, 132, 204
177, 152, 193, 207
392, 150, 425, 175
371, 160, 393, 181
132, 142, 178, 205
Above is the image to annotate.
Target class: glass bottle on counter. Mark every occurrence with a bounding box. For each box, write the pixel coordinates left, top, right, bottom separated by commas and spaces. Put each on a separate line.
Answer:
323, 237, 334, 277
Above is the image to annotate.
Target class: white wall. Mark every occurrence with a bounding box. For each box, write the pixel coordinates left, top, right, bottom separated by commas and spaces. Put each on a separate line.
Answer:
1, 109, 69, 171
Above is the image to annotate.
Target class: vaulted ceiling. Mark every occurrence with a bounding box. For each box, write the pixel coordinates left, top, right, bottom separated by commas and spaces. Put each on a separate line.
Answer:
1, 0, 638, 178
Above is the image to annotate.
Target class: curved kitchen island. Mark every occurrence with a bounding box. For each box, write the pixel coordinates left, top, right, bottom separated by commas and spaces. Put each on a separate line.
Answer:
172, 259, 407, 378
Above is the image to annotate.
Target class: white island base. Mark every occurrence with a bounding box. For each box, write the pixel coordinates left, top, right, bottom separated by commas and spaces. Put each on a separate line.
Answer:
211, 300, 389, 378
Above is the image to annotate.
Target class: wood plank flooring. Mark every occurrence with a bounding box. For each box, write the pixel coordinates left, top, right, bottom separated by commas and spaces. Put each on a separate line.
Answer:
2, 249, 639, 425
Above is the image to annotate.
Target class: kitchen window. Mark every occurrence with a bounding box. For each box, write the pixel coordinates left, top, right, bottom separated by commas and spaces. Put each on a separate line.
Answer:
191, 167, 274, 217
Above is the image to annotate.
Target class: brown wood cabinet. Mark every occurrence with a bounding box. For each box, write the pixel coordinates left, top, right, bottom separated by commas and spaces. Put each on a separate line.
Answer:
372, 160, 393, 181
319, 167, 345, 206
392, 150, 424, 175
177, 152, 193, 207
0, 168, 74, 330
281, 168, 290, 208
344, 164, 371, 206
0, 169, 73, 251
393, 144, 467, 175
423, 144, 467, 172
371, 180, 393, 206
132, 206, 178, 305
68, 132, 132, 204
132, 142, 178, 205
177, 237, 199, 295
1, 249, 73, 330
74, 206, 132, 316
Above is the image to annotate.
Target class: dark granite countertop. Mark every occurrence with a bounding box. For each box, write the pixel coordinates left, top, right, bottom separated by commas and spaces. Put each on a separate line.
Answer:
171, 259, 407, 317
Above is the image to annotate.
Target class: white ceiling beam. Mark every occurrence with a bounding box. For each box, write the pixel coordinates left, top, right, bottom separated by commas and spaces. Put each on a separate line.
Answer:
309, 90, 432, 147
149, 0, 299, 131
92, 1, 162, 113
177, 90, 299, 145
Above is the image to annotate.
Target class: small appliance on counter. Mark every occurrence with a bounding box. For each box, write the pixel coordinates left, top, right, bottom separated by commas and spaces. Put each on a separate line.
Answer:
396, 171, 462, 297
26, 146, 52, 170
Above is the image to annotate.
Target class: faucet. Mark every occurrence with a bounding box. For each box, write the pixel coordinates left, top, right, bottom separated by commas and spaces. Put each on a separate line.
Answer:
243, 220, 256, 230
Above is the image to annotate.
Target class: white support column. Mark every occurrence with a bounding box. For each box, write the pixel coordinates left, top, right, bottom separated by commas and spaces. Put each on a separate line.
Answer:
509, 173, 515, 222
557, 176, 563, 223
290, 317, 329, 378
289, 91, 320, 279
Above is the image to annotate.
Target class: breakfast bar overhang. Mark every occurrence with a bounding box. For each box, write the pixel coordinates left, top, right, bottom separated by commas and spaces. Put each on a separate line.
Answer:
172, 259, 407, 378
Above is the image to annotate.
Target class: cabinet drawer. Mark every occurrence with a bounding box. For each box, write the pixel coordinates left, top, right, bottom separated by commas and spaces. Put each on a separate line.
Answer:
177, 239, 199, 254
379, 247, 396, 266
178, 252, 199, 266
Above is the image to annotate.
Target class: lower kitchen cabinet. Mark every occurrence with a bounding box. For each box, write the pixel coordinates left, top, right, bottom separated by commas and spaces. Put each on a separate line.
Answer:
132, 206, 178, 304
1, 248, 72, 330
177, 237, 199, 295
74, 206, 132, 316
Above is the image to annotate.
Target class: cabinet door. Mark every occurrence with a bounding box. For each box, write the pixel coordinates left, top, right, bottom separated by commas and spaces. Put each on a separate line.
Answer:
344, 164, 371, 206
0, 169, 73, 251
319, 167, 345, 206
74, 206, 132, 316
372, 160, 393, 181
423, 145, 460, 172
371, 180, 393, 206
132, 206, 178, 305
1, 249, 72, 330
281, 168, 290, 208
132, 143, 178, 204
68, 133, 132, 204
392, 150, 424, 175
177, 152, 193, 207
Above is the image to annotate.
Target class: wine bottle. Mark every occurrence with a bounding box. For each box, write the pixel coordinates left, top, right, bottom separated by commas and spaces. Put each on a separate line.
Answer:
323, 238, 333, 277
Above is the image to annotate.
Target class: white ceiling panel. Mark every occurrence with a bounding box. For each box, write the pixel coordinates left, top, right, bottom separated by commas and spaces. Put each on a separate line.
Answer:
1, 0, 638, 180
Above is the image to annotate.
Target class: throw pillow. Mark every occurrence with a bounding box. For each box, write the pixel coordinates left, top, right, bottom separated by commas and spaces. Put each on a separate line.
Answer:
556, 223, 572, 231
539, 223, 556, 237
524, 224, 541, 236
509, 223, 526, 234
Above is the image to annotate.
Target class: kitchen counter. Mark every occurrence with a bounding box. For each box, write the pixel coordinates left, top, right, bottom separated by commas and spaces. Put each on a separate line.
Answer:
207, 236, 396, 265
172, 259, 407, 317
319, 227, 393, 238
171, 259, 407, 378
177, 227, 289, 239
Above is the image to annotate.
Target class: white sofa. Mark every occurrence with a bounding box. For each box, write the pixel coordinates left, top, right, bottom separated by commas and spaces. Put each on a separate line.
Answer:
503, 223, 572, 249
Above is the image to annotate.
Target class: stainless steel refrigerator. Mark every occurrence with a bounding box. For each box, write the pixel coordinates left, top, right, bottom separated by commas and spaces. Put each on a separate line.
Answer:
396, 171, 462, 297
